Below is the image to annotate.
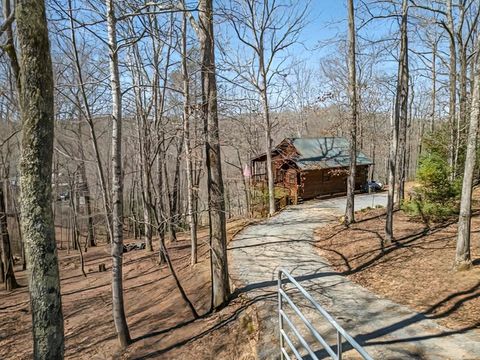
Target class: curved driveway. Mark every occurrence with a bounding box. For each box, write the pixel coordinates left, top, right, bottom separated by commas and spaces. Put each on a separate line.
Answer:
229, 194, 480, 359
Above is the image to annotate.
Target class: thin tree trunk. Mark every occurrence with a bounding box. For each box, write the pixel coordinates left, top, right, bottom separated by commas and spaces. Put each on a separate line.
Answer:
153, 205, 198, 318
397, 98, 407, 203
345, 0, 357, 225
454, 1, 468, 179
68, 184, 86, 277
77, 121, 95, 247
0, 249, 4, 284
198, 0, 231, 309
0, 186, 18, 290
68, 0, 113, 243
106, 0, 130, 347
16, 0, 64, 357
181, 10, 198, 265
168, 139, 184, 242
446, 0, 457, 179
386, 0, 408, 244
130, 50, 153, 252
261, 91, 275, 216
430, 37, 437, 133
237, 149, 251, 216
11, 191, 26, 270
257, 31, 275, 216
2, 0, 20, 94
454, 37, 480, 271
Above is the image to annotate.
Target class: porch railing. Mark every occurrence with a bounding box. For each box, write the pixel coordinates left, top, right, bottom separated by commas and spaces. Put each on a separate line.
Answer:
278, 269, 373, 360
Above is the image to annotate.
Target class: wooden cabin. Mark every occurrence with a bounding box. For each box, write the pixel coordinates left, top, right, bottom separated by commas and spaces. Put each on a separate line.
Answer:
251, 137, 373, 203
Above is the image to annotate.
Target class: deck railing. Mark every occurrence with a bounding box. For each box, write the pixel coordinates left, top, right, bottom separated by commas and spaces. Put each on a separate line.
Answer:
278, 269, 373, 360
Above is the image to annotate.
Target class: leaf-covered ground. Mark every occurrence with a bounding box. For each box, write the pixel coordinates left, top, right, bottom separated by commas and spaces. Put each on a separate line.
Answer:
315, 206, 480, 333
0, 220, 258, 359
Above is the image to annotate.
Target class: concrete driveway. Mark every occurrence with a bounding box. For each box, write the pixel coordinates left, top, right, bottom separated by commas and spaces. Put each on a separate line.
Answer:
229, 193, 480, 359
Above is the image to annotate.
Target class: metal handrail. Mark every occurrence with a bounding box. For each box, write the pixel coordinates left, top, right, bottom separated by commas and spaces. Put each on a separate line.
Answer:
278, 268, 373, 360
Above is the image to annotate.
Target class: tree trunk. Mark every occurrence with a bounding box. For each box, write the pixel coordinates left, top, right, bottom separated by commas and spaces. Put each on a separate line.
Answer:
68, 184, 86, 277
106, 0, 130, 348
182, 11, 198, 265
168, 139, 184, 242
0, 186, 18, 290
141, 158, 153, 252
198, 0, 231, 309
454, 1, 468, 180
345, 0, 357, 225
0, 249, 4, 284
446, 0, 457, 179
77, 121, 95, 247
386, 0, 408, 244
430, 38, 437, 133
16, 0, 64, 357
2, 0, 21, 94
130, 49, 153, 252
454, 36, 480, 271
68, 0, 113, 243
261, 91, 275, 216
257, 37, 275, 216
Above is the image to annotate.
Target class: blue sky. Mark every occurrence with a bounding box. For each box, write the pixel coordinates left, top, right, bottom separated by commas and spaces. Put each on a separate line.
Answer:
288, 1, 350, 64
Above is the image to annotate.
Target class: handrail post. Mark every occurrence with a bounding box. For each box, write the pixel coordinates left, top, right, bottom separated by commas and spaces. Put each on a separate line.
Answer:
337, 331, 342, 360
277, 268, 373, 360
278, 270, 285, 360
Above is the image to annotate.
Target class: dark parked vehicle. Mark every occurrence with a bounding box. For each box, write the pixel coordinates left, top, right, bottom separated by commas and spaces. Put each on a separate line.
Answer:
363, 180, 383, 193
58, 191, 70, 201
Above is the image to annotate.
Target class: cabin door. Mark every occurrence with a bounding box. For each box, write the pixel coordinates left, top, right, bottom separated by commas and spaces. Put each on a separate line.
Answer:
287, 171, 299, 204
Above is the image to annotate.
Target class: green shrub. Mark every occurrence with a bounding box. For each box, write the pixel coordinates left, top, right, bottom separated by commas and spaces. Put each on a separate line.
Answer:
416, 153, 456, 204
402, 199, 458, 222
403, 152, 460, 223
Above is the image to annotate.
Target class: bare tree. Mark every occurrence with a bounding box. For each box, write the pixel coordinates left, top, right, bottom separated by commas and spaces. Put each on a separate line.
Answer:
106, 0, 130, 347
454, 33, 480, 271
221, 0, 308, 216
15, 0, 64, 357
386, 0, 409, 244
191, 0, 232, 308
181, 8, 198, 265
345, 0, 358, 225
67, 0, 113, 244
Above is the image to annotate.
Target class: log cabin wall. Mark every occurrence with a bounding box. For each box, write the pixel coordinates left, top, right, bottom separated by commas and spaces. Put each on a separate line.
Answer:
300, 165, 369, 199
251, 138, 373, 203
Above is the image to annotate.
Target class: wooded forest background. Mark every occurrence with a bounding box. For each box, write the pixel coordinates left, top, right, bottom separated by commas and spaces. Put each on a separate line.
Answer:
1, 0, 480, 357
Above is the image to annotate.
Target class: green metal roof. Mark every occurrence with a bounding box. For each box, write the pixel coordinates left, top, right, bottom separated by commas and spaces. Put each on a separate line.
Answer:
282, 137, 373, 170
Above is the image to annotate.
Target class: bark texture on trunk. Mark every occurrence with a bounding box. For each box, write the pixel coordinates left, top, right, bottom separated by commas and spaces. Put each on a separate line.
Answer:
77, 122, 95, 247
262, 91, 275, 216
454, 36, 480, 271
16, 0, 65, 357
0, 186, 18, 290
345, 0, 357, 225
198, 0, 231, 309
386, 0, 408, 243
131, 50, 153, 252
182, 11, 198, 265
2, 0, 21, 93
106, 0, 131, 347
430, 38, 437, 133
446, 0, 457, 179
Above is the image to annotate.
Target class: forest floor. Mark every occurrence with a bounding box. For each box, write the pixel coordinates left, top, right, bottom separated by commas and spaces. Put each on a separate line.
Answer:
314, 196, 480, 333
0, 219, 259, 360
